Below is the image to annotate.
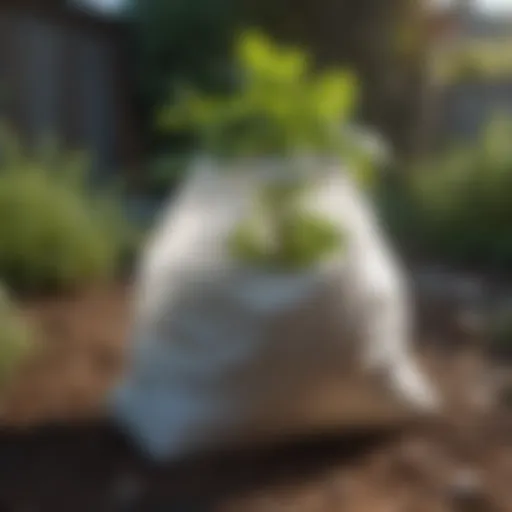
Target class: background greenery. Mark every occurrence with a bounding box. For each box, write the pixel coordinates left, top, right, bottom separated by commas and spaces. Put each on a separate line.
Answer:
378, 115, 512, 271
0, 283, 32, 389
0, 128, 136, 294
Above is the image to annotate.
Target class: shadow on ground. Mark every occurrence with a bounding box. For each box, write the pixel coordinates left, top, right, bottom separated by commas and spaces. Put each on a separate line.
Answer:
0, 421, 407, 511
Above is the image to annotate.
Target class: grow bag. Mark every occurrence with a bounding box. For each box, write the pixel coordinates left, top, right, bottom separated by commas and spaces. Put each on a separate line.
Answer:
109, 157, 439, 460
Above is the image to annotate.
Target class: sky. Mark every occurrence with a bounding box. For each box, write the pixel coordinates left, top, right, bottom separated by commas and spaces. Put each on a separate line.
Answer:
477, 0, 512, 11
79, 0, 125, 13
435, 0, 512, 12
468, 0, 512, 12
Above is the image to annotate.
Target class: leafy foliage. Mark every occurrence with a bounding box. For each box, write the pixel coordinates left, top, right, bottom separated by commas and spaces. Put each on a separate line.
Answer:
0, 283, 32, 387
157, 30, 384, 191
157, 31, 385, 270
229, 180, 345, 271
159, 30, 359, 158
380, 115, 512, 269
0, 128, 135, 293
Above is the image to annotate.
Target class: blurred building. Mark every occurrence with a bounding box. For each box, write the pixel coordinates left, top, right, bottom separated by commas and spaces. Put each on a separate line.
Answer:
0, 0, 139, 175
433, 1, 512, 144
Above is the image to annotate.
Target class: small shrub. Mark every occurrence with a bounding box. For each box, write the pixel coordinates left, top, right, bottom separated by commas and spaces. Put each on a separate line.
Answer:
379, 116, 512, 270
0, 283, 32, 386
158, 29, 379, 188
157, 30, 379, 271
160, 29, 356, 154
0, 129, 134, 293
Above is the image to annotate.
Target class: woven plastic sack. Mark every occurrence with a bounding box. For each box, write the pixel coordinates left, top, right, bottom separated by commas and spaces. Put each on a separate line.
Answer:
109, 157, 439, 460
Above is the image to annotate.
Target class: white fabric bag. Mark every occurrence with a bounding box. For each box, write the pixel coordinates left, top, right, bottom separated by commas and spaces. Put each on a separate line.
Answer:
109, 157, 439, 460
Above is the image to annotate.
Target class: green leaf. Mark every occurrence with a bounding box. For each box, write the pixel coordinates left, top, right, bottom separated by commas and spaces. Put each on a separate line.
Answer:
314, 71, 358, 123
237, 29, 276, 78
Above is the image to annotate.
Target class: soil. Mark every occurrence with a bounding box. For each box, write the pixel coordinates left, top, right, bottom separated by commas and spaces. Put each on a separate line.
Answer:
0, 284, 510, 512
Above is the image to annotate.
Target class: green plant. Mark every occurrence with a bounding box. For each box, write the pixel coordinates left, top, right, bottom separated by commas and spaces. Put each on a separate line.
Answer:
0, 283, 32, 386
229, 180, 345, 271
0, 128, 135, 293
380, 115, 512, 269
158, 30, 379, 184
158, 30, 387, 270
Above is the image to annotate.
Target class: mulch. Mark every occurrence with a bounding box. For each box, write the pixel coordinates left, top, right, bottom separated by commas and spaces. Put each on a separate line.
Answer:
0, 285, 510, 511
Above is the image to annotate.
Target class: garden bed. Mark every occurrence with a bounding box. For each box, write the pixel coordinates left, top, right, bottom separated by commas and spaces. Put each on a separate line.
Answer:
0, 284, 509, 511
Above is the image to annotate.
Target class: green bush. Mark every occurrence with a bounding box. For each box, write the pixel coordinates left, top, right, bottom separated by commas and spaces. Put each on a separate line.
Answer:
0, 129, 135, 293
160, 28, 358, 154
0, 283, 32, 387
158, 29, 379, 186
157, 30, 383, 271
379, 116, 512, 269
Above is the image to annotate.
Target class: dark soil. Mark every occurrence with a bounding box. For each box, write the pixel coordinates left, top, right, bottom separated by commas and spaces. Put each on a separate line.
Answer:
0, 285, 510, 512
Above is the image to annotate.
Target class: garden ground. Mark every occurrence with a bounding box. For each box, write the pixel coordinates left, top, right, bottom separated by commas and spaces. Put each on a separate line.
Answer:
0, 283, 510, 511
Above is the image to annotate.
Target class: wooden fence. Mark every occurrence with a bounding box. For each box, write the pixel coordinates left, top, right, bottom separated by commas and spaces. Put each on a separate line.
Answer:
0, 4, 140, 175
